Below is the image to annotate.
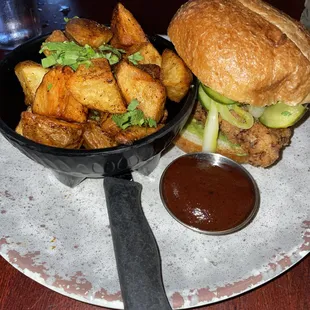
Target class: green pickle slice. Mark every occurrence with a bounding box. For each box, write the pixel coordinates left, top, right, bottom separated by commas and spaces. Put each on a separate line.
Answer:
201, 84, 236, 105
259, 102, 306, 128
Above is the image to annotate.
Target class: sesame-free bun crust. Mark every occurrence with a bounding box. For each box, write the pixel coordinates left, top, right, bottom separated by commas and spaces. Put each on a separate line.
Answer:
168, 0, 310, 107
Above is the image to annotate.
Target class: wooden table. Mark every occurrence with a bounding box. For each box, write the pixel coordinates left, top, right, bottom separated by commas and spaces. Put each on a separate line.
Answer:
0, 0, 309, 309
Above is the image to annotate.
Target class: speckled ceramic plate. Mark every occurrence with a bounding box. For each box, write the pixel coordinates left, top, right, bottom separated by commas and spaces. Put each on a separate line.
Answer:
0, 118, 309, 309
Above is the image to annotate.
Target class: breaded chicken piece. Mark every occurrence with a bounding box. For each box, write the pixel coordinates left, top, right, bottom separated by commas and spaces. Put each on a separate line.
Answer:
65, 18, 112, 48
33, 66, 88, 123
20, 111, 84, 149
115, 125, 164, 145
83, 122, 118, 149
220, 120, 291, 167
67, 58, 127, 114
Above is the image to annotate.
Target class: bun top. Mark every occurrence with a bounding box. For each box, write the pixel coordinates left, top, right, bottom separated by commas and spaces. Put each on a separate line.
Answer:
168, 0, 310, 107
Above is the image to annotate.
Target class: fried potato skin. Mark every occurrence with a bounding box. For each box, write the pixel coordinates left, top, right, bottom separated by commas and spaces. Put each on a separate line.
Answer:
32, 66, 88, 123
115, 61, 166, 122
160, 49, 193, 102
100, 115, 122, 137
14, 61, 49, 106
110, 3, 148, 49
20, 111, 84, 149
115, 125, 164, 145
83, 122, 118, 149
43, 30, 68, 56
136, 64, 161, 80
67, 58, 127, 114
65, 18, 113, 48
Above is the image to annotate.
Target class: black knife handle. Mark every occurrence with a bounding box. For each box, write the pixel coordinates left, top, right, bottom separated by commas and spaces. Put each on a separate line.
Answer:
104, 177, 172, 310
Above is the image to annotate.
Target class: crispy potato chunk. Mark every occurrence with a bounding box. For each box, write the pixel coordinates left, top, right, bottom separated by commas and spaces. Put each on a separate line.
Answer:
16, 106, 32, 135
138, 43, 162, 66
20, 111, 84, 148
67, 58, 127, 114
136, 64, 161, 80
110, 3, 148, 49
115, 61, 166, 122
160, 109, 168, 124
100, 115, 122, 137
32, 66, 88, 123
127, 43, 161, 66
15, 120, 23, 135
160, 49, 193, 103
115, 125, 164, 145
65, 18, 113, 48
83, 122, 118, 149
14, 61, 49, 106
42, 30, 68, 56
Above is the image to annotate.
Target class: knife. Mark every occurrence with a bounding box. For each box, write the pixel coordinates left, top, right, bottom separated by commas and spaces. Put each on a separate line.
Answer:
104, 172, 172, 310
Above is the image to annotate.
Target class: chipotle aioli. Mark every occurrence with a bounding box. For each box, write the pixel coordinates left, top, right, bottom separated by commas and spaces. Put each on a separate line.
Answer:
160, 155, 257, 232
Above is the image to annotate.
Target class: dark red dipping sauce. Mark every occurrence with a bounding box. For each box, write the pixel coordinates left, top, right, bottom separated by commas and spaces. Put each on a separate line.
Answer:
160, 155, 257, 232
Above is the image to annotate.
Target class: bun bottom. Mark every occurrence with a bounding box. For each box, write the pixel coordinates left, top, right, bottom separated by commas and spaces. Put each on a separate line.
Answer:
174, 130, 249, 164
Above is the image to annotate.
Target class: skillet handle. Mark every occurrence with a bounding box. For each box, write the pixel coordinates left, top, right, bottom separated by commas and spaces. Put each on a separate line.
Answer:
104, 177, 172, 310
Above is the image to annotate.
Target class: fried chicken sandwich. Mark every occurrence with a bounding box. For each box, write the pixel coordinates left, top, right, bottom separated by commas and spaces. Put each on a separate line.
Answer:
168, 0, 310, 167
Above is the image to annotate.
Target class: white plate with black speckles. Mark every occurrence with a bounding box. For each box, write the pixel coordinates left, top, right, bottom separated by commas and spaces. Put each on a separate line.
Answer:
0, 118, 309, 309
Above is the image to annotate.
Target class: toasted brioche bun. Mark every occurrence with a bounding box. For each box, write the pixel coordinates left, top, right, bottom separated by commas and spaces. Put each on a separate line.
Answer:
168, 0, 310, 107
174, 128, 249, 164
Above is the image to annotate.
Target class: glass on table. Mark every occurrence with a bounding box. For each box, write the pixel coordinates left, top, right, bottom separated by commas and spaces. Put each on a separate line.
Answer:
0, 0, 41, 50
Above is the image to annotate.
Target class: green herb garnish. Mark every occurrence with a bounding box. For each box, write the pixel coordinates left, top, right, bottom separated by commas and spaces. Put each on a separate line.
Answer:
64, 16, 79, 23
281, 111, 292, 117
99, 44, 126, 59
40, 41, 122, 69
112, 99, 157, 129
47, 83, 53, 91
128, 52, 143, 65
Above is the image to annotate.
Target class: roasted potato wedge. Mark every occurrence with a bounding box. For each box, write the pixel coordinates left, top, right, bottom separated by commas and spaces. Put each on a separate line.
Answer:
14, 61, 49, 106
127, 42, 161, 66
115, 61, 166, 122
20, 111, 84, 149
15, 120, 23, 136
110, 3, 148, 49
160, 49, 193, 103
65, 18, 113, 48
115, 125, 164, 145
83, 122, 118, 149
100, 115, 122, 137
32, 66, 88, 123
16, 106, 32, 135
42, 30, 68, 56
136, 64, 161, 80
67, 58, 127, 114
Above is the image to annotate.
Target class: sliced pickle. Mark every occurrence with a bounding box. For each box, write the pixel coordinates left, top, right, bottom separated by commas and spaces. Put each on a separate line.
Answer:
201, 84, 236, 105
259, 102, 306, 128
198, 84, 211, 110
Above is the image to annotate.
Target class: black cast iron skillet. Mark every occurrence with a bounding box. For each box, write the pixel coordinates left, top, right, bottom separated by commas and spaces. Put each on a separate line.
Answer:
0, 34, 197, 309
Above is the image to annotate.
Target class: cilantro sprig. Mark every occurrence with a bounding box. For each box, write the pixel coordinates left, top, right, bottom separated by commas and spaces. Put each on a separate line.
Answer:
40, 41, 126, 69
64, 16, 79, 23
128, 52, 143, 65
112, 99, 157, 129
